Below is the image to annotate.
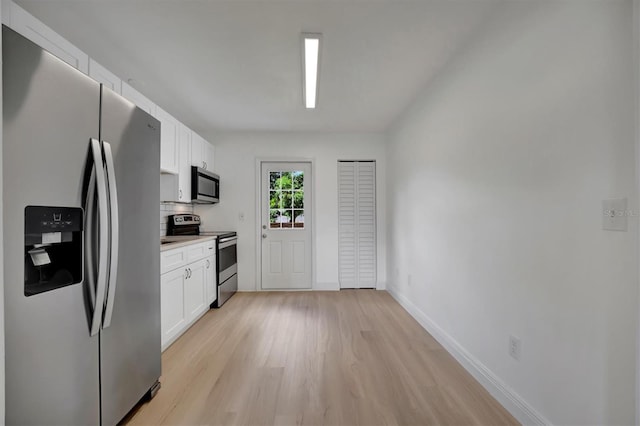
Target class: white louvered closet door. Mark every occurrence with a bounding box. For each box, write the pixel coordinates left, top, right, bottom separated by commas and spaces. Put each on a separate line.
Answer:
338, 161, 376, 289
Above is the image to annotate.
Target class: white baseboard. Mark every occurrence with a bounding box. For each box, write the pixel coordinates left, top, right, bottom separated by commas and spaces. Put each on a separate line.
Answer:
313, 282, 340, 291
387, 287, 551, 426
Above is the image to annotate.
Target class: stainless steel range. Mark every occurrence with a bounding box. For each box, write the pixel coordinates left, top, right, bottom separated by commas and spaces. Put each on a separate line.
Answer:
167, 214, 237, 307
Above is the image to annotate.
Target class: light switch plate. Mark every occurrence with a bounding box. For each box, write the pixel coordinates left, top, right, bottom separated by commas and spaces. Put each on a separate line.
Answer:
603, 198, 628, 231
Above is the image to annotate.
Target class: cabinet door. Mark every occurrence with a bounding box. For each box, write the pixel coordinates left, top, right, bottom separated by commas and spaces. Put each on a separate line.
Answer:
156, 107, 180, 174
204, 141, 215, 172
121, 82, 156, 116
161, 268, 187, 350
205, 254, 217, 305
178, 125, 191, 201
191, 131, 204, 168
6, 2, 89, 73
185, 259, 207, 323
88, 59, 121, 94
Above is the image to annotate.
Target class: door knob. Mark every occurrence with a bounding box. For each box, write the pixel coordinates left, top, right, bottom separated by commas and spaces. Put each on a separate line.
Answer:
262, 234, 267, 239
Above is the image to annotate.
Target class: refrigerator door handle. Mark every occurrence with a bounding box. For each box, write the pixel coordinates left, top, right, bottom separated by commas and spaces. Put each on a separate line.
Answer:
89, 138, 109, 337
85, 167, 97, 308
102, 141, 119, 329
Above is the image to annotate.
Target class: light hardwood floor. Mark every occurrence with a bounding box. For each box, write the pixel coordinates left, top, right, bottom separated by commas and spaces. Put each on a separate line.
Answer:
125, 291, 518, 426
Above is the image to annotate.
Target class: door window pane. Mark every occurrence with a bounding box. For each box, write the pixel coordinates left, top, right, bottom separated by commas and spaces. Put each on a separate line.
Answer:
270, 172, 280, 190
268, 171, 304, 229
280, 172, 292, 189
282, 192, 292, 209
270, 191, 281, 209
293, 171, 304, 189
293, 191, 304, 209
270, 210, 281, 228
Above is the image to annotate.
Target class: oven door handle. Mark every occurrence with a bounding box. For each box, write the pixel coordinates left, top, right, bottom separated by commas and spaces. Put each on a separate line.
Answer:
219, 236, 237, 248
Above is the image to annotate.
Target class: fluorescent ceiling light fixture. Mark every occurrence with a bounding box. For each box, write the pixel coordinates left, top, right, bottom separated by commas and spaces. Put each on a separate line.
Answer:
303, 33, 321, 109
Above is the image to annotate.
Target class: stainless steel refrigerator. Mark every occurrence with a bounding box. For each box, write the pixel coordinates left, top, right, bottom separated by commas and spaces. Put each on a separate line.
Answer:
3, 26, 161, 425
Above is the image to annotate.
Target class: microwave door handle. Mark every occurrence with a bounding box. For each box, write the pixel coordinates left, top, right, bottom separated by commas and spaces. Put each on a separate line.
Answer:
89, 139, 109, 337
102, 142, 119, 329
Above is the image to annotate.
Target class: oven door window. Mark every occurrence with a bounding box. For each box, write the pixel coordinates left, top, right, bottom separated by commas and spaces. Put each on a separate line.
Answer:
219, 243, 237, 272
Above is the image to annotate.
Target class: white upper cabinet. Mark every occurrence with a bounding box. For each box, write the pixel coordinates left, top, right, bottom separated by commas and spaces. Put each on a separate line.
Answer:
121, 82, 156, 117
3, 1, 89, 73
191, 132, 215, 172
5, 0, 214, 188
191, 132, 205, 168
205, 143, 215, 173
177, 125, 192, 202
155, 106, 180, 175
89, 59, 121, 94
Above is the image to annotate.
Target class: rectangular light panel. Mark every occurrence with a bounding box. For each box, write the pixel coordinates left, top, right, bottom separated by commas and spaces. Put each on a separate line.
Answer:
303, 35, 320, 109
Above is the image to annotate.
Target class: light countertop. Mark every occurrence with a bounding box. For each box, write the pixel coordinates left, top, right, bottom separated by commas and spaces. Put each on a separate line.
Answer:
160, 235, 217, 251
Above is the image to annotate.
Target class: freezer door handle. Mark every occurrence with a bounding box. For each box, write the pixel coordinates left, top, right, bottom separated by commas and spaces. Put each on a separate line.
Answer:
89, 139, 109, 336
85, 166, 97, 310
102, 141, 119, 329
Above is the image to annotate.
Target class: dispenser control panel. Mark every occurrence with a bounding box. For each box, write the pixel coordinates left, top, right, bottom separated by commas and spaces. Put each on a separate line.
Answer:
25, 207, 83, 234
24, 206, 83, 296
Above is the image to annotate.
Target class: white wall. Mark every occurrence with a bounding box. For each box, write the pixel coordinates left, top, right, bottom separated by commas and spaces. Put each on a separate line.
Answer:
635, 1, 640, 423
195, 132, 386, 292
386, 1, 637, 425
636, 0, 640, 422
0, 0, 5, 422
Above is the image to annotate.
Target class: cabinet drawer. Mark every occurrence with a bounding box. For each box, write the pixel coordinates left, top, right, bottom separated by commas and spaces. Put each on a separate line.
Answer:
161, 247, 187, 274
186, 241, 213, 262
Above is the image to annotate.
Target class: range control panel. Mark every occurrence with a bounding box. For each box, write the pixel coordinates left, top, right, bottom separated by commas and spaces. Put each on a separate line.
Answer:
171, 214, 200, 226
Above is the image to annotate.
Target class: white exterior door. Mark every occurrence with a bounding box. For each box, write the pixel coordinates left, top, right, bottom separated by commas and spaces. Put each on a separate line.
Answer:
261, 162, 312, 289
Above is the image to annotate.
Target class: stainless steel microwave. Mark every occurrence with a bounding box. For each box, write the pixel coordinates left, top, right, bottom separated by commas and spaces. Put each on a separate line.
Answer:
191, 167, 219, 204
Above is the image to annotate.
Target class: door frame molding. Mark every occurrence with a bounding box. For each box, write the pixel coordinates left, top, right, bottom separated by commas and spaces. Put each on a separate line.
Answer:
255, 158, 316, 291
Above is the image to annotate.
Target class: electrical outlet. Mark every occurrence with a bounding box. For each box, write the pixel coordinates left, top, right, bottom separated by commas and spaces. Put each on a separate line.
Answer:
509, 335, 521, 361
238, 212, 245, 222
408, 274, 412, 286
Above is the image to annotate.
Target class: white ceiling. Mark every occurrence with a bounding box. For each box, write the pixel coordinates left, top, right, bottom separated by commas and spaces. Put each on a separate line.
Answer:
16, 0, 501, 134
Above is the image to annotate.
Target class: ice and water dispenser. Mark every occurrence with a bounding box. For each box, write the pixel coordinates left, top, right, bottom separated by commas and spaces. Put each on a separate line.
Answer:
24, 206, 83, 296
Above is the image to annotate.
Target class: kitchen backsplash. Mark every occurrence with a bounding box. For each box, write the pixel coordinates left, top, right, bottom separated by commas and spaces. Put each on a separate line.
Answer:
160, 203, 194, 236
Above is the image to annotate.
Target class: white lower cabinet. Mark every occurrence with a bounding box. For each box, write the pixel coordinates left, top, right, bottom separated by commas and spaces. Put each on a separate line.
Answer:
205, 254, 217, 305
160, 240, 216, 351
184, 259, 207, 322
160, 268, 187, 348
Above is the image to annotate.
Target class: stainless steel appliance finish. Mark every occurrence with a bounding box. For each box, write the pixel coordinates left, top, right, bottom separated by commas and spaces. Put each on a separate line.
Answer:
166, 214, 200, 236
98, 87, 161, 426
191, 166, 219, 204
166, 214, 237, 307
3, 26, 161, 425
201, 231, 238, 307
